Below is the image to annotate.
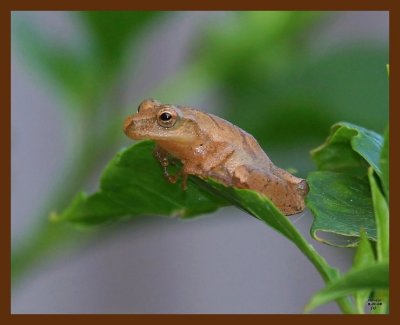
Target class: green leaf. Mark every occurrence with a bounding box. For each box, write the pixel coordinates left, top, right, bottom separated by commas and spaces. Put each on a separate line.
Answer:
306, 122, 385, 246
59, 141, 226, 226
306, 171, 375, 246
352, 229, 375, 313
368, 168, 389, 261
311, 122, 383, 177
59, 192, 128, 226
380, 127, 389, 200
305, 261, 389, 313
60, 140, 355, 313
62, 141, 337, 275
60, 140, 339, 281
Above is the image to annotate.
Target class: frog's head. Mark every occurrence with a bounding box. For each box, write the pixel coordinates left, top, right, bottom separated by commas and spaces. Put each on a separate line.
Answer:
123, 99, 198, 144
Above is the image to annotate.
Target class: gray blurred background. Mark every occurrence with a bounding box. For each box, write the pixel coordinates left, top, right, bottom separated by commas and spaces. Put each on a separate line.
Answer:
11, 11, 388, 313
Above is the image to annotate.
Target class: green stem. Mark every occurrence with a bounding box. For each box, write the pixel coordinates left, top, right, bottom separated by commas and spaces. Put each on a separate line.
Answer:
248, 206, 356, 314
194, 178, 356, 314
289, 229, 356, 313
12, 109, 114, 284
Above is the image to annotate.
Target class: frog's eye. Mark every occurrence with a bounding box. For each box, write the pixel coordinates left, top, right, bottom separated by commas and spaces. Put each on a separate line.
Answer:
157, 110, 178, 128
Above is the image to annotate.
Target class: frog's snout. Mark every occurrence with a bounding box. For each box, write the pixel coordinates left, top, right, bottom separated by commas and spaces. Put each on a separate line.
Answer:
123, 116, 134, 135
123, 115, 150, 140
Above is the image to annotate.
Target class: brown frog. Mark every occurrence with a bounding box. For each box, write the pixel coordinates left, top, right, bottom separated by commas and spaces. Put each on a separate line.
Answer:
123, 99, 308, 215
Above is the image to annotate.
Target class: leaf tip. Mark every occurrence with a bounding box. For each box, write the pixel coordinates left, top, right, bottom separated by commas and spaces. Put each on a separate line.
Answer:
170, 208, 187, 218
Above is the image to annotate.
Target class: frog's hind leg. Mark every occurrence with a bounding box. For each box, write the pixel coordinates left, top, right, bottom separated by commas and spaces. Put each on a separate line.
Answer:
232, 165, 306, 216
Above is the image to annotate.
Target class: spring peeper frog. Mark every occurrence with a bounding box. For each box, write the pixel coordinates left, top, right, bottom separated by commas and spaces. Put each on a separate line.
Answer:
123, 99, 308, 215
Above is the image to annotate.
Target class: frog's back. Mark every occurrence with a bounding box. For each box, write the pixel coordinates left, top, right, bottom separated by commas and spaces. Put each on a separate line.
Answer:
192, 110, 308, 215
185, 108, 271, 165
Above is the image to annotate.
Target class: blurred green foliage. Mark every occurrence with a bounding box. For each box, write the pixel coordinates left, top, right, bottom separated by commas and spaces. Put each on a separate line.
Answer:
305, 261, 388, 313
193, 12, 388, 175
13, 11, 388, 161
13, 11, 161, 109
80, 11, 157, 74
12, 11, 164, 283
12, 11, 388, 302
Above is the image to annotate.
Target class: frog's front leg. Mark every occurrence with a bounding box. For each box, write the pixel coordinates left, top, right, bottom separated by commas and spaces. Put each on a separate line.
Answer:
181, 142, 235, 190
153, 146, 182, 184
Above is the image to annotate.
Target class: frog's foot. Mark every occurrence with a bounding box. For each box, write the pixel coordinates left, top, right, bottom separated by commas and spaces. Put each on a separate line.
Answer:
159, 162, 183, 185
153, 146, 182, 184
164, 169, 187, 190
164, 171, 181, 184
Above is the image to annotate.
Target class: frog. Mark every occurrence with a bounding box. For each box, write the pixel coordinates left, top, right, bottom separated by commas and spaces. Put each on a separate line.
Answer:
123, 99, 308, 215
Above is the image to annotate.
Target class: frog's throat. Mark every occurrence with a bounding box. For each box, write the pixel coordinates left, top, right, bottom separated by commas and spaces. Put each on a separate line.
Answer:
155, 134, 197, 145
